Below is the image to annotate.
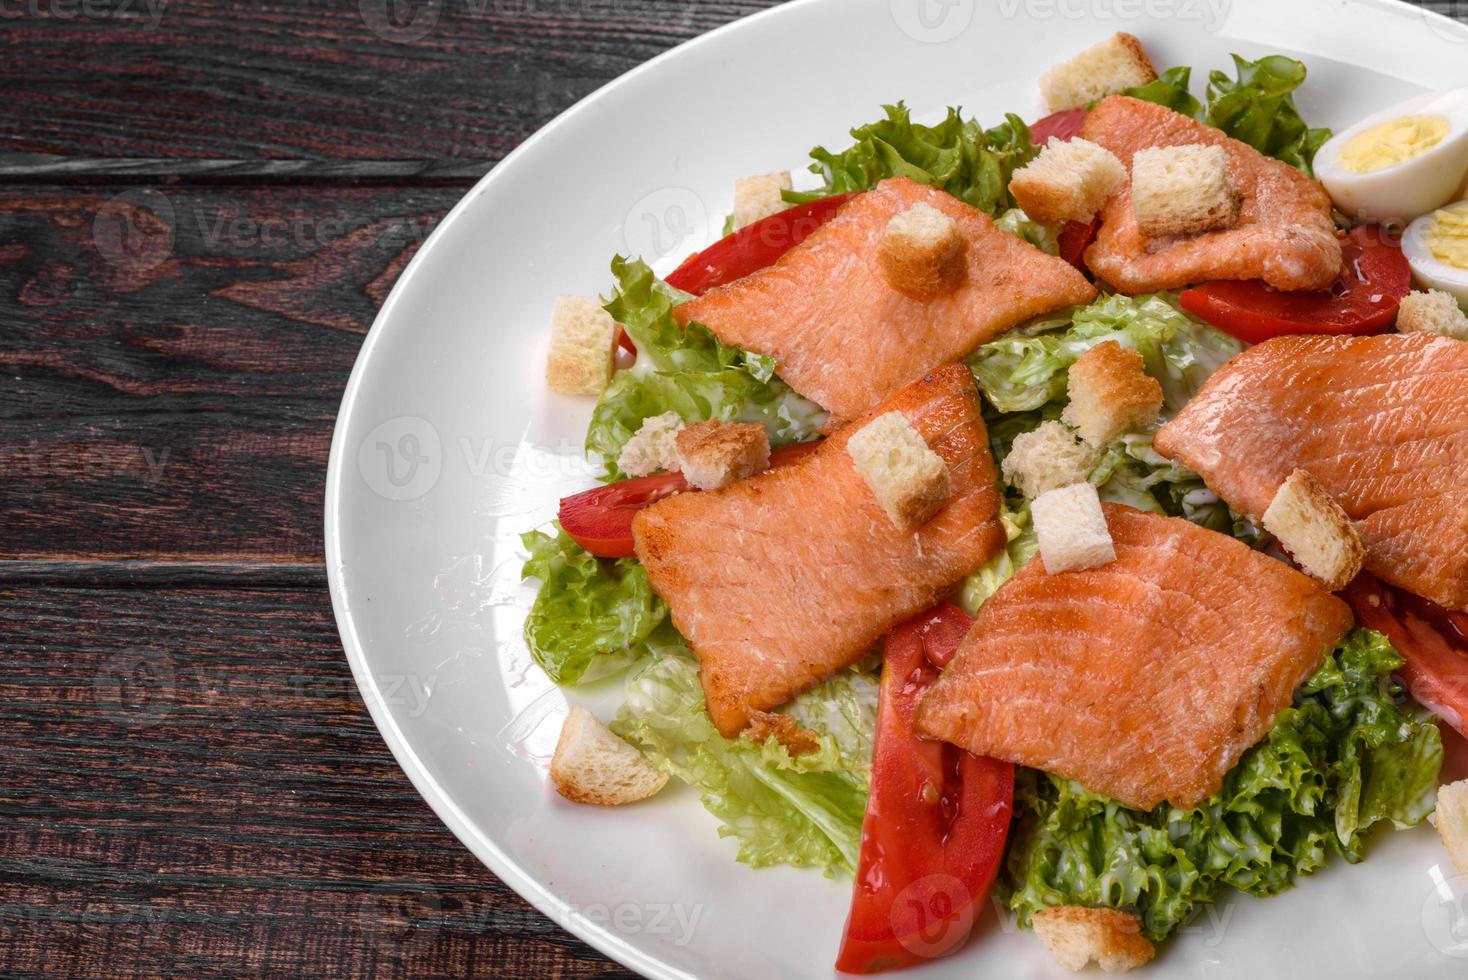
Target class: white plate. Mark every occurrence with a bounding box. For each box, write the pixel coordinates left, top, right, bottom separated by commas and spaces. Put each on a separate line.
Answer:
324, 1, 1468, 976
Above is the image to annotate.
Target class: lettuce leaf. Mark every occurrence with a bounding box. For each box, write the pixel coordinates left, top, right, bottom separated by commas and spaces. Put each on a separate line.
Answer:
612, 632, 877, 875
519, 525, 666, 685
969, 292, 1241, 415
1126, 55, 1331, 175
1004, 629, 1442, 941
787, 103, 1039, 217
586, 257, 826, 480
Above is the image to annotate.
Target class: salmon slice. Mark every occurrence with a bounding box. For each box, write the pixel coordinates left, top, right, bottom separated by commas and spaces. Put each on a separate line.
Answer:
633, 364, 1005, 737
915, 504, 1352, 811
672, 177, 1096, 420
1080, 96, 1341, 294
1154, 333, 1468, 612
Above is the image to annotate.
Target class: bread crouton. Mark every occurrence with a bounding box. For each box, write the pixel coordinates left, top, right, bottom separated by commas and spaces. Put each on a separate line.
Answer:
675, 420, 770, 490
546, 295, 617, 395
1032, 906, 1156, 973
1062, 340, 1165, 447
1038, 33, 1158, 112
1435, 779, 1468, 876
1001, 420, 1101, 500
1398, 288, 1468, 341
1262, 468, 1366, 591
845, 410, 953, 530
1032, 482, 1115, 574
617, 411, 684, 477
1009, 138, 1127, 224
877, 202, 969, 300
733, 171, 793, 229
551, 705, 668, 805
1132, 143, 1242, 238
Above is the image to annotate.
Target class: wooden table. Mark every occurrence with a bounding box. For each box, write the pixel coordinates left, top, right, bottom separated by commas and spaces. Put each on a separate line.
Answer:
0, 3, 774, 976
3, 2, 1461, 977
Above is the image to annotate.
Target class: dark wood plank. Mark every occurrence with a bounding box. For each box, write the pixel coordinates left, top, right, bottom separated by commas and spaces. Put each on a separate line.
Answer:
0, 0, 780, 170
0, 184, 461, 562
0, 585, 638, 980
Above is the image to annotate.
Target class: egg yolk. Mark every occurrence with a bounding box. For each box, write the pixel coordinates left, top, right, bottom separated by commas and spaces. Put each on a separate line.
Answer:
1427, 201, 1468, 270
1338, 115, 1451, 173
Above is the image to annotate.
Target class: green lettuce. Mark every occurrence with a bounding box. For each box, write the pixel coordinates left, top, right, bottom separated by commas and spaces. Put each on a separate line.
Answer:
787, 103, 1038, 217
586, 257, 826, 480
959, 504, 1038, 616
1126, 55, 1331, 175
1004, 629, 1443, 941
969, 292, 1241, 415
519, 525, 666, 685
612, 633, 877, 875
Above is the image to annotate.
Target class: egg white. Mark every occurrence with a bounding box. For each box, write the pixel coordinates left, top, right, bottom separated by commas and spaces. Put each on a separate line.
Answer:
1315, 89, 1468, 224
1403, 206, 1468, 305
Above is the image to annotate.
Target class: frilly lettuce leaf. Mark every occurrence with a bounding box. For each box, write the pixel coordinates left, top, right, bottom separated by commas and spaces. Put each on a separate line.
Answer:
612, 631, 877, 875
1126, 55, 1331, 175
586, 257, 826, 480
519, 525, 666, 685
787, 103, 1039, 217
1004, 630, 1443, 941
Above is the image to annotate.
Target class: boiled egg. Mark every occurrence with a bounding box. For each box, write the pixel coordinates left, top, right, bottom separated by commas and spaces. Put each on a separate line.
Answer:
1403, 199, 1468, 305
1315, 88, 1468, 223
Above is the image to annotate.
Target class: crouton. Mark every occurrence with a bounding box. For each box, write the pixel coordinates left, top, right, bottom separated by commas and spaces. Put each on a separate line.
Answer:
845, 410, 953, 530
1062, 340, 1165, 447
1032, 906, 1156, 974
546, 295, 617, 395
551, 705, 668, 805
1009, 138, 1127, 225
1038, 33, 1158, 112
746, 711, 822, 756
1398, 288, 1468, 341
1001, 420, 1101, 500
1262, 468, 1366, 591
733, 171, 793, 229
1032, 482, 1115, 574
877, 203, 968, 300
1131, 143, 1242, 238
1436, 779, 1468, 876
617, 411, 684, 477
675, 420, 770, 490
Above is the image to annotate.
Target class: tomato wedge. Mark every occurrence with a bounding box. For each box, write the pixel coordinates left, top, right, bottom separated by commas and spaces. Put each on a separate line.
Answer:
1341, 573, 1468, 738
1028, 108, 1088, 144
836, 603, 1015, 974
665, 193, 855, 296
1179, 225, 1412, 344
1057, 216, 1100, 275
559, 440, 822, 558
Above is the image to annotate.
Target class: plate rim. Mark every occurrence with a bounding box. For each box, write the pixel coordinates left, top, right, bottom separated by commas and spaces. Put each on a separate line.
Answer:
322, 2, 1468, 977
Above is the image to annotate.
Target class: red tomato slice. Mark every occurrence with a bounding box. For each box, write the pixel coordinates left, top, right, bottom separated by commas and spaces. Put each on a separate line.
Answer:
836, 603, 1015, 974
614, 326, 636, 356
1028, 108, 1088, 144
1341, 573, 1468, 738
1179, 225, 1412, 344
558, 440, 822, 558
1057, 216, 1100, 274
665, 193, 856, 296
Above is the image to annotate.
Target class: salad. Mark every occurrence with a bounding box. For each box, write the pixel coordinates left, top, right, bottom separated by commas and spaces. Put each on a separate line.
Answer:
525, 32, 1468, 975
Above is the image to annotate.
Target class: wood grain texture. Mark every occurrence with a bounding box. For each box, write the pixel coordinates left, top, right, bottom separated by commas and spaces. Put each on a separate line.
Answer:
0, 586, 637, 980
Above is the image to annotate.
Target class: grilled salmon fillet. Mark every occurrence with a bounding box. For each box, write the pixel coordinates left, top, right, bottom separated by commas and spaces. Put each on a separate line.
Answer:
672, 177, 1096, 420
1080, 96, 1341, 294
633, 365, 1005, 737
1154, 333, 1468, 611
915, 504, 1353, 810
